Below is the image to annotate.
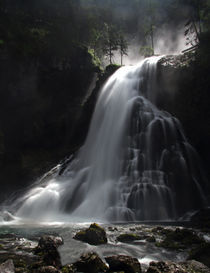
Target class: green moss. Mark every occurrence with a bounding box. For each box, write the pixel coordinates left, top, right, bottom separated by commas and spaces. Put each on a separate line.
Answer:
61, 266, 71, 273
89, 223, 106, 234
88, 48, 101, 68
156, 228, 203, 250
117, 233, 141, 242
73, 223, 107, 245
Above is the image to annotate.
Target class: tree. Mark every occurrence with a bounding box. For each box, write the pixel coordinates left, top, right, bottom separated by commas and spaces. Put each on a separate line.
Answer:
119, 33, 128, 65
139, 46, 154, 57
102, 23, 119, 64
184, 0, 209, 45
142, 0, 158, 54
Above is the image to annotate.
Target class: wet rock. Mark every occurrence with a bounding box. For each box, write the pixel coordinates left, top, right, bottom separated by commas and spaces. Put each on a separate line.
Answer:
37, 265, 61, 273
188, 243, 210, 268
61, 264, 77, 273
73, 223, 107, 245
0, 259, 15, 273
117, 233, 142, 242
181, 260, 210, 273
147, 260, 210, 273
152, 226, 164, 233
38, 235, 63, 249
34, 235, 63, 268
146, 261, 186, 273
73, 252, 108, 273
156, 228, 203, 249
146, 236, 156, 243
105, 255, 141, 273
108, 227, 118, 232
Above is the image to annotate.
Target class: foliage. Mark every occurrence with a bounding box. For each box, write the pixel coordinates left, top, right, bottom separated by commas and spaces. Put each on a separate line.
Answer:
102, 23, 119, 64
119, 33, 128, 65
139, 46, 154, 57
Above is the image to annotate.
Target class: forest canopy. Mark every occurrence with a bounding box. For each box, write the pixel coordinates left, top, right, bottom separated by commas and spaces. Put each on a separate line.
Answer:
0, 0, 210, 63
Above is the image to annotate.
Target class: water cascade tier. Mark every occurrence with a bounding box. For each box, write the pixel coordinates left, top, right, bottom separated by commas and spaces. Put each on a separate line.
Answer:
13, 57, 208, 222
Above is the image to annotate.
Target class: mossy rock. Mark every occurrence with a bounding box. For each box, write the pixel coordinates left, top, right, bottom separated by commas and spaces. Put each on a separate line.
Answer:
188, 243, 210, 268
73, 223, 107, 245
146, 261, 186, 273
105, 255, 141, 273
117, 233, 141, 243
181, 260, 210, 273
73, 252, 108, 273
61, 264, 76, 273
156, 228, 203, 250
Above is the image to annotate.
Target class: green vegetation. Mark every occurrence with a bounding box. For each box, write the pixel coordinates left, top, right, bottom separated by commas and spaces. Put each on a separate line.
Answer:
1, 0, 210, 63
156, 228, 203, 250
117, 233, 142, 242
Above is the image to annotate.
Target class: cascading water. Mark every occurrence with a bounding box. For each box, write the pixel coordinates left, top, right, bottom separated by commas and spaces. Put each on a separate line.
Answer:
11, 57, 208, 222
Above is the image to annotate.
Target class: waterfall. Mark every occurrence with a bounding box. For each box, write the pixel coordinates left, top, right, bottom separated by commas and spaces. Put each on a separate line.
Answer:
13, 57, 208, 222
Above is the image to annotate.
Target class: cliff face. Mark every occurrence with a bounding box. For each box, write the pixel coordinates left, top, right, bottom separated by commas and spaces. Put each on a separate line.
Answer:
0, 46, 101, 201
157, 53, 210, 179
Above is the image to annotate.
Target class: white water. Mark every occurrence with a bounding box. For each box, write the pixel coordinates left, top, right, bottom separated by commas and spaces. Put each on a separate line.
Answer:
8, 57, 208, 223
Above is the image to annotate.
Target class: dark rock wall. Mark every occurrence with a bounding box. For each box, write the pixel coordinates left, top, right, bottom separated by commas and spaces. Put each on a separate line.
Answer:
0, 46, 100, 201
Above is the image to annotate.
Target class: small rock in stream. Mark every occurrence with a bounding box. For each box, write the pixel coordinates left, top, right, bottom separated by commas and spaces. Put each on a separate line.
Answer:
117, 233, 142, 242
105, 255, 141, 273
34, 235, 63, 268
146, 261, 186, 273
73, 252, 108, 273
73, 223, 107, 245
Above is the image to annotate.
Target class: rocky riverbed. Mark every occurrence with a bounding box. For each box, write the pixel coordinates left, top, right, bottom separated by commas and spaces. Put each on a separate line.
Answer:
0, 221, 210, 273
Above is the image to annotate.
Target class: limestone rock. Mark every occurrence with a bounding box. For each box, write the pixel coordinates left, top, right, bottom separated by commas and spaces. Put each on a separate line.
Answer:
105, 255, 141, 273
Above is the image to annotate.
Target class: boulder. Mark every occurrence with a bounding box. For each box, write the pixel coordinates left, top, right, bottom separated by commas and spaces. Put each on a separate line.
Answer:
73, 252, 108, 273
146, 261, 186, 273
38, 235, 63, 249
181, 260, 210, 273
147, 260, 210, 273
156, 228, 203, 249
117, 233, 142, 242
73, 223, 107, 245
105, 255, 141, 273
34, 235, 63, 268
0, 259, 15, 273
